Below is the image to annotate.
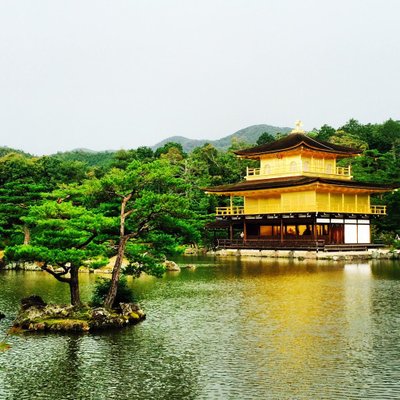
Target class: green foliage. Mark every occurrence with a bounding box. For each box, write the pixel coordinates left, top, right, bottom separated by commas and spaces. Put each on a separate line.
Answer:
0, 151, 96, 248
0, 147, 32, 158
144, 231, 184, 257
52, 149, 115, 168
111, 149, 139, 169
372, 190, 400, 236
329, 129, 368, 150
91, 276, 135, 307
135, 146, 155, 162
339, 119, 375, 144
87, 257, 109, 270
256, 132, 275, 145
154, 142, 186, 159
5, 201, 112, 269
375, 119, 400, 153
123, 243, 166, 278
0, 181, 47, 246
275, 132, 289, 140
111, 147, 155, 169
37, 157, 88, 184
0, 153, 38, 183
314, 124, 336, 141
228, 137, 250, 151
1, 117, 400, 255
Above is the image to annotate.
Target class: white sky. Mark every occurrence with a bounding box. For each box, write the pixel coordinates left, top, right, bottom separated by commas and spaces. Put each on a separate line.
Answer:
0, 0, 399, 155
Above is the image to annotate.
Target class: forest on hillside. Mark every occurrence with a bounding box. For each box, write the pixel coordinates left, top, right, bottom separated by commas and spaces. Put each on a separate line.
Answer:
1, 118, 400, 276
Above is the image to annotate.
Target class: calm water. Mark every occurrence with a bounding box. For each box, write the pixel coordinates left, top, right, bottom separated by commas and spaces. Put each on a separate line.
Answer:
1, 257, 400, 400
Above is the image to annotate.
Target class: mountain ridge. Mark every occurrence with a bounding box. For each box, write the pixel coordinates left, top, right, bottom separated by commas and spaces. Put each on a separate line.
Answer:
0, 124, 292, 160
152, 124, 292, 152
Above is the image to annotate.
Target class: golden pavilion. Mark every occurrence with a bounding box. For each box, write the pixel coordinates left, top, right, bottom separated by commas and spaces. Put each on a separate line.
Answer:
205, 122, 392, 250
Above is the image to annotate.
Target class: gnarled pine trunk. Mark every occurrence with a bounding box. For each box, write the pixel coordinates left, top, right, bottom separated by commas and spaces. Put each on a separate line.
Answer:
103, 236, 128, 309
104, 193, 132, 309
69, 265, 81, 306
23, 225, 31, 245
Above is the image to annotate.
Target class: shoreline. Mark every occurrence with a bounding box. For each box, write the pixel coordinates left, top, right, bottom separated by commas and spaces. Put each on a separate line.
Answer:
208, 248, 398, 261
0, 263, 116, 273
1, 248, 398, 272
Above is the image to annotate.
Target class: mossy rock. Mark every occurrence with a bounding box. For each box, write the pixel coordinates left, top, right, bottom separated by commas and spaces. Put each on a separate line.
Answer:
13, 297, 146, 333
27, 319, 90, 332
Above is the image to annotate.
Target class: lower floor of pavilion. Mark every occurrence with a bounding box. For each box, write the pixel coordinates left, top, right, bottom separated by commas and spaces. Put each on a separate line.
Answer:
208, 212, 383, 250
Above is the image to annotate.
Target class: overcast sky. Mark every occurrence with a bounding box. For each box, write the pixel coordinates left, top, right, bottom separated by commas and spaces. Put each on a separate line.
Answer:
0, 0, 399, 155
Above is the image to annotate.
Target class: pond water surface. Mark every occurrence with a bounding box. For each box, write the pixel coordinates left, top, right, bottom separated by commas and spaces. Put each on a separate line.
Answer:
1, 256, 400, 399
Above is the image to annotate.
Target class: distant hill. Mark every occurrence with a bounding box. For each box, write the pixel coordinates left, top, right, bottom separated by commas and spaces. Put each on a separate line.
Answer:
52, 149, 115, 168
152, 124, 292, 152
0, 124, 292, 164
152, 136, 209, 152
0, 146, 33, 158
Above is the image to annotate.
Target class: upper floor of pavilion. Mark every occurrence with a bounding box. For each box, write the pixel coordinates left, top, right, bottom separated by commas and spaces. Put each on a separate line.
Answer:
235, 121, 361, 181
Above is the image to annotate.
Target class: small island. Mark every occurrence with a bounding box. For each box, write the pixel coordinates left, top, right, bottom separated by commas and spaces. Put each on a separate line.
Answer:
13, 295, 145, 333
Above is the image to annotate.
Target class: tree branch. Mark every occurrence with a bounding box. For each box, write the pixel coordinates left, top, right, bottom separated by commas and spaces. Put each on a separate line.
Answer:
113, 190, 135, 200
76, 232, 97, 250
56, 195, 71, 204
124, 217, 152, 240
41, 263, 71, 283
57, 263, 71, 276
123, 209, 134, 219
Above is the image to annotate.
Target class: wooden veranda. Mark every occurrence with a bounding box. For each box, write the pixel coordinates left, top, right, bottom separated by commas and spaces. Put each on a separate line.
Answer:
215, 239, 385, 252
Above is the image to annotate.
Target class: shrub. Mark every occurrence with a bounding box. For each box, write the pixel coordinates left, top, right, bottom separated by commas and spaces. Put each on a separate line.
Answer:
91, 275, 135, 308
87, 257, 109, 270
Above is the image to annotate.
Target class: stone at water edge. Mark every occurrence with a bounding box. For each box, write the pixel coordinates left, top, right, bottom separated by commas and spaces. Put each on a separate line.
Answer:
184, 247, 197, 255
119, 302, 144, 317
182, 264, 196, 270
164, 260, 181, 271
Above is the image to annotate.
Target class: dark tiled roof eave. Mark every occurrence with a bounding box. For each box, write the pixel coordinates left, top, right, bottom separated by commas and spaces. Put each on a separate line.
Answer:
234, 133, 362, 157
204, 176, 395, 193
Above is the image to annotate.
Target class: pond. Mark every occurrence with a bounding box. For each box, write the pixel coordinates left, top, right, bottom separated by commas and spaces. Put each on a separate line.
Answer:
1, 256, 400, 399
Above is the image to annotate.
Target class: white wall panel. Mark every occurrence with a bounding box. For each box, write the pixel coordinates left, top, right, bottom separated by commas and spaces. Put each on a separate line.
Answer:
345, 224, 357, 243
357, 225, 370, 243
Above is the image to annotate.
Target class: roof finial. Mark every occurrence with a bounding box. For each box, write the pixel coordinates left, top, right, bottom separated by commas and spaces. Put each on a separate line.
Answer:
291, 120, 305, 134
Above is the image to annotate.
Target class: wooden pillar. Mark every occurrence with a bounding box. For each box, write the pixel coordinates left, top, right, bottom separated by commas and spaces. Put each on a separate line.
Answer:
314, 219, 319, 251
313, 219, 318, 241
243, 220, 247, 240
280, 218, 284, 243
229, 223, 234, 240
